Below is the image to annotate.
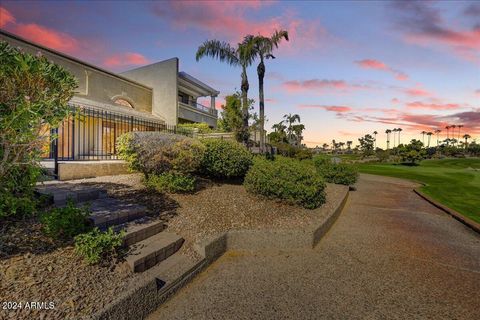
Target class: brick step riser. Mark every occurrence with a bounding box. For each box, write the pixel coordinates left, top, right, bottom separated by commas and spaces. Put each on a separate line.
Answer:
121, 222, 165, 247
51, 191, 108, 206
90, 209, 147, 230
131, 238, 184, 273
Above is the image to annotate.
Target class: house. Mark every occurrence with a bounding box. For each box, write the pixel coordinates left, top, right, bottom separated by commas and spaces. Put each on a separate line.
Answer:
0, 30, 219, 180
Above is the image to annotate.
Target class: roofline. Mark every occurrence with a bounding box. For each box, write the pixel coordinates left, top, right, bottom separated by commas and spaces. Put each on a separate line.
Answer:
179, 71, 220, 96
0, 29, 152, 91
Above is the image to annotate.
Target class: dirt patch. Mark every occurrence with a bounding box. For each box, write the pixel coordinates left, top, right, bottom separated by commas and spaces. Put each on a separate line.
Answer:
1, 174, 346, 319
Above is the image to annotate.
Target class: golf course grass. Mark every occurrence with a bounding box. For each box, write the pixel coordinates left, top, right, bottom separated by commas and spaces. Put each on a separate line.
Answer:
357, 158, 480, 223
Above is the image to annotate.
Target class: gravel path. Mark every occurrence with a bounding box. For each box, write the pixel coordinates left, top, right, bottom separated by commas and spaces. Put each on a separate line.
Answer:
148, 174, 480, 320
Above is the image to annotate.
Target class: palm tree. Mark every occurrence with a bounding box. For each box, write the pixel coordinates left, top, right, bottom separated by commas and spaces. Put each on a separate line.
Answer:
332, 139, 336, 152
426, 132, 433, 147
457, 124, 463, 141
322, 143, 329, 151
450, 125, 457, 145
250, 30, 289, 152
385, 129, 392, 149
346, 140, 352, 150
445, 125, 450, 139
392, 128, 397, 148
421, 131, 426, 145
373, 131, 378, 149
434, 129, 441, 146
196, 39, 256, 144
463, 134, 471, 148
397, 128, 402, 145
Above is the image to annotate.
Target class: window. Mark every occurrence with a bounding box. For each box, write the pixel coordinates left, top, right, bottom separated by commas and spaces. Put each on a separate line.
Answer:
114, 98, 133, 108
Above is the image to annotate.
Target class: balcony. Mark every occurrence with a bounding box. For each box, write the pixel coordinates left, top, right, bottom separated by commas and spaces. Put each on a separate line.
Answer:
178, 101, 218, 127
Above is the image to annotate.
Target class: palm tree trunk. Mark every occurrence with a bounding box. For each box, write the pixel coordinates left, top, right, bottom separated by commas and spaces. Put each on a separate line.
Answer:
258, 58, 265, 153
240, 65, 250, 145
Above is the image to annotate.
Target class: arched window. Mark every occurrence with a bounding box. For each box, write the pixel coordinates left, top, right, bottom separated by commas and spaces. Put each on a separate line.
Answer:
114, 98, 133, 108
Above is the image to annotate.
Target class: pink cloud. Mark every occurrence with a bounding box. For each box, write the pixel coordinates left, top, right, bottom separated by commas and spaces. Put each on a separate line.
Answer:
103, 52, 150, 68
404, 87, 432, 97
406, 101, 461, 110
12, 23, 80, 53
475, 89, 480, 97
299, 104, 352, 112
152, 1, 329, 52
0, 6, 15, 27
355, 58, 409, 81
391, 98, 400, 104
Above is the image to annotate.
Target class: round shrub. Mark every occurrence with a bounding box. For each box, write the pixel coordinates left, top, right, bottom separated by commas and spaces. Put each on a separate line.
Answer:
313, 157, 359, 185
200, 139, 253, 179
244, 157, 326, 209
145, 172, 196, 193
116, 132, 205, 176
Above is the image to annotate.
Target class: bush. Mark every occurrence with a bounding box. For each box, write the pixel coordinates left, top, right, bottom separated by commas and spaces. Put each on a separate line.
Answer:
313, 157, 358, 185
116, 132, 205, 176
244, 157, 326, 209
0, 41, 77, 218
294, 148, 313, 160
200, 139, 253, 179
40, 201, 92, 239
74, 227, 124, 265
177, 122, 212, 134
145, 172, 196, 193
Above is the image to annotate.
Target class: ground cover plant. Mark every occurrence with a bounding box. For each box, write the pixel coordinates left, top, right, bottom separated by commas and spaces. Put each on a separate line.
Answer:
0, 41, 77, 217
74, 227, 124, 265
313, 157, 359, 185
145, 172, 196, 193
40, 201, 92, 239
244, 156, 326, 209
200, 138, 253, 179
357, 158, 480, 223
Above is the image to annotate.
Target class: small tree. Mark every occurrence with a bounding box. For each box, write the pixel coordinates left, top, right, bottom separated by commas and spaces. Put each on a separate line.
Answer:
358, 134, 375, 158
398, 139, 426, 165
0, 42, 77, 217
217, 92, 255, 142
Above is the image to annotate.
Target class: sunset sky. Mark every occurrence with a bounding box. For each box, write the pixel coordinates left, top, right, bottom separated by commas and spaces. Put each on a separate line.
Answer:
1, 0, 479, 147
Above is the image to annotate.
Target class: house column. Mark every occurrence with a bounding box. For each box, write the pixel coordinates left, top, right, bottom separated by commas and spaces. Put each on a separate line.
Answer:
210, 95, 216, 110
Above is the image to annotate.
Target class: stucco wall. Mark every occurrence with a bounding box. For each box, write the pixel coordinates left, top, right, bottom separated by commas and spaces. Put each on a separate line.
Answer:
0, 32, 153, 113
121, 58, 179, 125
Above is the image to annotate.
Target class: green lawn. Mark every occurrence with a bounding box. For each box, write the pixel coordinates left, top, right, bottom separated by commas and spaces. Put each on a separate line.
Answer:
356, 158, 480, 223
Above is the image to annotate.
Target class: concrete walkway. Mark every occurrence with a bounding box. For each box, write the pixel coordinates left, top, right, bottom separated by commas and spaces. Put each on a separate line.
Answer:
149, 174, 480, 319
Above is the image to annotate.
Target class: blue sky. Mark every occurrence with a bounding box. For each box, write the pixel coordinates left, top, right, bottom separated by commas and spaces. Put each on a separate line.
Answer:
1, 0, 479, 146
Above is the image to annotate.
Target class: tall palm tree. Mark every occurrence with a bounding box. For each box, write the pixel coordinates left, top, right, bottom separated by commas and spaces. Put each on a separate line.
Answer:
426, 132, 433, 147
434, 129, 441, 146
463, 134, 471, 148
196, 39, 256, 144
346, 140, 352, 150
392, 128, 397, 148
457, 124, 463, 140
445, 125, 450, 139
250, 30, 289, 152
421, 130, 427, 145
385, 129, 391, 149
397, 128, 402, 145
450, 125, 457, 145
373, 131, 378, 149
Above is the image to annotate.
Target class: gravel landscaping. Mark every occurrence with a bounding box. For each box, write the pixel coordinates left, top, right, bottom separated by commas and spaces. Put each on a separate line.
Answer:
1, 173, 346, 319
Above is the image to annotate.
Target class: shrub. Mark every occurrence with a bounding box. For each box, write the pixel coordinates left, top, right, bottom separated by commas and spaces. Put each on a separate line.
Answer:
177, 122, 212, 134
116, 132, 205, 176
200, 139, 253, 179
0, 41, 77, 218
244, 157, 326, 209
313, 157, 359, 185
40, 201, 92, 239
294, 148, 313, 160
145, 172, 196, 193
74, 227, 124, 265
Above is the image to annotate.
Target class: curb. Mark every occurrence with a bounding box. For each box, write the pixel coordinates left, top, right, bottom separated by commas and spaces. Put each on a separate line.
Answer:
413, 189, 480, 234
88, 186, 350, 320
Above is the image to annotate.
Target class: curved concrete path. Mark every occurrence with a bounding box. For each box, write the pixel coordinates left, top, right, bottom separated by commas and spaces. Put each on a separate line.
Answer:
149, 174, 480, 319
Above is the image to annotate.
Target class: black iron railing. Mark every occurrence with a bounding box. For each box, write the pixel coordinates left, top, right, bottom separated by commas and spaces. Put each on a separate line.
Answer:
42, 104, 187, 161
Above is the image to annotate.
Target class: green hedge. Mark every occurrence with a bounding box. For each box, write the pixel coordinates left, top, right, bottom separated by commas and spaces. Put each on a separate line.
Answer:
313, 157, 358, 185
244, 157, 326, 209
145, 172, 196, 193
200, 139, 253, 179
116, 132, 205, 176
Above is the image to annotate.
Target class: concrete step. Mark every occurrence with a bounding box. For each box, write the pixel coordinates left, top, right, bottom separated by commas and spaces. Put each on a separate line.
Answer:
36, 184, 107, 206
126, 232, 184, 273
114, 217, 165, 247
89, 198, 147, 229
